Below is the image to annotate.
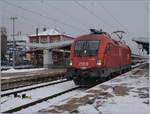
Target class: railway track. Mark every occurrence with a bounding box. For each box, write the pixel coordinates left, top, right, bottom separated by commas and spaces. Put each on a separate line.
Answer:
1, 80, 79, 112
2, 63, 145, 113
17, 63, 146, 113
2, 63, 142, 97
3, 86, 80, 113
131, 62, 146, 69
1, 79, 68, 97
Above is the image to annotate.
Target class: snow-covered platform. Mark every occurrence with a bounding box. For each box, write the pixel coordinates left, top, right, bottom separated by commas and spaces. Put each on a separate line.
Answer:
1, 68, 66, 78
1, 68, 66, 90
39, 63, 149, 113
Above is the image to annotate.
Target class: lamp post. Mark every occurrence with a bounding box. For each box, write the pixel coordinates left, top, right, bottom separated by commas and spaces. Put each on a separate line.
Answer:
10, 17, 18, 68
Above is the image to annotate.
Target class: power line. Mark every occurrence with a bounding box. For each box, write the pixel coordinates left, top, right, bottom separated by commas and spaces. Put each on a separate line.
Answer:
2, 0, 86, 33
2, 6, 54, 37
99, 2, 128, 32
3, 8, 43, 27
98, 2, 135, 38
43, 2, 90, 29
74, 0, 115, 31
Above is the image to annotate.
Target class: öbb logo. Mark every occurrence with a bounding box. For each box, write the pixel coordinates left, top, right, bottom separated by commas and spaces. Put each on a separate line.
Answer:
79, 62, 89, 66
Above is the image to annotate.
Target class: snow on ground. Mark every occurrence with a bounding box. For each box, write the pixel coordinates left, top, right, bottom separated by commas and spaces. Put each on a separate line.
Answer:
2, 79, 66, 95
15, 89, 85, 113
1, 81, 77, 112
2, 68, 46, 73
39, 64, 149, 114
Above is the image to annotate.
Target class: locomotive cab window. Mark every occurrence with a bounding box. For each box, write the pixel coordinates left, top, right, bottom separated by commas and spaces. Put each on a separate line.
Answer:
74, 40, 99, 56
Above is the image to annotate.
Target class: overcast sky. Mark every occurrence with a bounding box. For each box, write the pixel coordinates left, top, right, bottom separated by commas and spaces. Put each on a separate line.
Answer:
0, 0, 149, 54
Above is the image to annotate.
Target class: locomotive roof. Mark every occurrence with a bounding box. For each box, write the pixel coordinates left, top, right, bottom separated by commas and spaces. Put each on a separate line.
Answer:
75, 34, 130, 50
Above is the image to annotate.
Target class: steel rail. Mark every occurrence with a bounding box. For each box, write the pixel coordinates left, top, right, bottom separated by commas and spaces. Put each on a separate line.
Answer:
3, 86, 80, 113
1, 79, 68, 97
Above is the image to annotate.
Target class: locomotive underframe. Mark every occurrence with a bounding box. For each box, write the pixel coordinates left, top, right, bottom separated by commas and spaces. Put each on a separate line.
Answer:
65, 64, 131, 86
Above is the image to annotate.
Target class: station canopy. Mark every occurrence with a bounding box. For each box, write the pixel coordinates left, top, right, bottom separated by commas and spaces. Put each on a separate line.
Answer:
132, 37, 149, 54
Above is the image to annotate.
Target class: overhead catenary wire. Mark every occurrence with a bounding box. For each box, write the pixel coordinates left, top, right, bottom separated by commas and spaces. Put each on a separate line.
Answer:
43, 2, 90, 29
74, 0, 134, 38
1, 5, 55, 37
98, 1, 136, 39
74, 0, 115, 31
2, 8, 44, 28
98, 2, 129, 33
2, 0, 86, 33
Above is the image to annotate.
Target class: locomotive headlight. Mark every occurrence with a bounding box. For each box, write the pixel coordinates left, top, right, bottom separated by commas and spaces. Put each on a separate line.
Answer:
69, 60, 73, 66
97, 60, 102, 66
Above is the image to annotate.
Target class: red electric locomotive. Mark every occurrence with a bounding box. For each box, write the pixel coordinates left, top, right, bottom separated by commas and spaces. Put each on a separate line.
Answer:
66, 29, 131, 86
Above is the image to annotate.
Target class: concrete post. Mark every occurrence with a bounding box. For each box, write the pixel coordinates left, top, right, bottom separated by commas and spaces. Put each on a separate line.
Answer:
39, 36, 41, 43
47, 36, 50, 43
43, 49, 53, 68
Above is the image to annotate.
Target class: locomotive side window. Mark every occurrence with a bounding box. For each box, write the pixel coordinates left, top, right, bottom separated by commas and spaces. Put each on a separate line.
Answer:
105, 43, 111, 54
74, 40, 99, 56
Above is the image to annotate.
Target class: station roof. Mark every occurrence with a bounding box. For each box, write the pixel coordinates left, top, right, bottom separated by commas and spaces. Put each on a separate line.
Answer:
29, 28, 73, 38
132, 37, 149, 54
132, 37, 149, 44
8, 35, 29, 42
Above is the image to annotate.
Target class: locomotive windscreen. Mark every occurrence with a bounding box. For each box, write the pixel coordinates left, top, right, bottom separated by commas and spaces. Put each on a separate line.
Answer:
74, 40, 99, 56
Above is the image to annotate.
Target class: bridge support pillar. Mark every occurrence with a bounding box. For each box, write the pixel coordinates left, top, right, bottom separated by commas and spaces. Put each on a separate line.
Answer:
43, 49, 53, 68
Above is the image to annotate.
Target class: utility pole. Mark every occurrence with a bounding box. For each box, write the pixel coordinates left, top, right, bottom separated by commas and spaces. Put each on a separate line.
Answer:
10, 17, 18, 68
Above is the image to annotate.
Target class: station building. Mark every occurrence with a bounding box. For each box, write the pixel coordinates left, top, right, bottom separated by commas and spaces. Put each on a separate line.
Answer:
27, 28, 74, 68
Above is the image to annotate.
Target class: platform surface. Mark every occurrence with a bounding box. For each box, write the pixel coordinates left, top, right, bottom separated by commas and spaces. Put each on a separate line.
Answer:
1, 68, 66, 79
1, 68, 66, 90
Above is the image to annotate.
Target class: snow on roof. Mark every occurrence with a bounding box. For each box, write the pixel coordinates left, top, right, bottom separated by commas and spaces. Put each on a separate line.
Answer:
29, 28, 63, 37
8, 35, 29, 42
132, 37, 149, 44
2, 68, 46, 73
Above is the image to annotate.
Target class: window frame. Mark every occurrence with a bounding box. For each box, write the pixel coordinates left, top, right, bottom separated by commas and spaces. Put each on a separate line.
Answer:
105, 43, 112, 54
74, 40, 100, 57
